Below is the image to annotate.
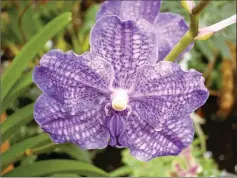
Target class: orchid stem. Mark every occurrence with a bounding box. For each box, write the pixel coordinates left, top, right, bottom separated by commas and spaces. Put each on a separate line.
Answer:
164, 0, 212, 62
189, 14, 199, 37
192, 0, 212, 15
194, 122, 207, 153
164, 31, 193, 62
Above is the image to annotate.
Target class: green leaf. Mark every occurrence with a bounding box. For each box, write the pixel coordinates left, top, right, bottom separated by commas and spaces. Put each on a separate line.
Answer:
4, 160, 109, 177
1, 134, 51, 169
213, 35, 231, 58
195, 40, 214, 61
1, 12, 72, 102
50, 173, 79, 177
2, 70, 33, 113
1, 104, 34, 142
84, 4, 99, 22
58, 144, 92, 164
109, 166, 132, 177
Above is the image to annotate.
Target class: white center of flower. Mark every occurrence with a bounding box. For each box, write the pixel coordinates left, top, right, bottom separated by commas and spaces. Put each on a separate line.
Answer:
111, 89, 129, 111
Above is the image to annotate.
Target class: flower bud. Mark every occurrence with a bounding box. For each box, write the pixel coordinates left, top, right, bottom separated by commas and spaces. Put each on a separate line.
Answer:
181, 0, 195, 13
195, 15, 236, 40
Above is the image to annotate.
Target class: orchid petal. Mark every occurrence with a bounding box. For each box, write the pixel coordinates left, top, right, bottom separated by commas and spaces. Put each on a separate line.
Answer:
130, 61, 208, 130
154, 13, 193, 61
34, 94, 110, 149
96, 0, 162, 24
33, 50, 114, 114
96, 1, 121, 20
121, 112, 194, 161
90, 16, 157, 89
120, 0, 162, 23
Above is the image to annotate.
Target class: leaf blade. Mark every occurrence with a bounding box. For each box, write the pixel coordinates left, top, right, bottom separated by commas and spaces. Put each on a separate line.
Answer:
1, 134, 51, 168
2, 70, 33, 113
1, 104, 34, 142
58, 144, 92, 164
1, 12, 72, 102
4, 160, 109, 177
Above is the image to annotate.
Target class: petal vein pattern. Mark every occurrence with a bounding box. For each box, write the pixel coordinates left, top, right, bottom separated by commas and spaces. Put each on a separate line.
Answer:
33, 50, 114, 114
90, 16, 157, 89
120, 112, 194, 161
96, 2, 192, 62
120, 1, 161, 23
130, 61, 209, 130
96, 1, 121, 20
34, 94, 110, 149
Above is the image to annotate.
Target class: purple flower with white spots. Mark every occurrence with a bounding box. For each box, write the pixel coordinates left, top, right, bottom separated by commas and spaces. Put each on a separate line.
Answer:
33, 1, 209, 161
96, 0, 193, 61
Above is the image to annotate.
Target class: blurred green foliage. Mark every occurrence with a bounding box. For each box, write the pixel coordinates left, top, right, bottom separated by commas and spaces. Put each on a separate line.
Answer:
121, 139, 220, 177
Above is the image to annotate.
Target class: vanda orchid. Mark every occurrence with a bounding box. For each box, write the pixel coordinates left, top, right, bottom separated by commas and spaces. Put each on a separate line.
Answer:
33, 0, 235, 161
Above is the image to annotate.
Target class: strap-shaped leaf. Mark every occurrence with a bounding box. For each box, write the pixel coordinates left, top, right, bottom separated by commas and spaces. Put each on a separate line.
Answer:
1, 134, 51, 169
2, 70, 33, 113
4, 160, 109, 177
1, 104, 34, 142
1, 12, 72, 102
58, 144, 92, 164
109, 166, 132, 177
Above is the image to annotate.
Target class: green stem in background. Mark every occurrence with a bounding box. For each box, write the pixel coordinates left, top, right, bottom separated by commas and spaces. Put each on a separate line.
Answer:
192, 0, 212, 15
164, 31, 193, 62
18, 0, 33, 43
164, 0, 212, 62
72, 1, 81, 33
189, 14, 199, 37
69, 27, 81, 54
194, 122, 207, 153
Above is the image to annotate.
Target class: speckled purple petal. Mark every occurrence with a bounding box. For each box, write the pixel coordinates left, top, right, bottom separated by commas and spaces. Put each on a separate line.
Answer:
34, 94, 110, 149
154, 13, 193, 61
96, 1, 161, 24
120, 112, 194, 161
120, 1, 161, 23
90, 16, 157, 89
131, 61, 209, 130
96, 1, 121, 20
33, 50, 114, 114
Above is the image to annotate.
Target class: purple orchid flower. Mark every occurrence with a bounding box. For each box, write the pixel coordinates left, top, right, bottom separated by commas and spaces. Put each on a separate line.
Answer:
96, 0, 193, 61
33, 1, 209, 161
